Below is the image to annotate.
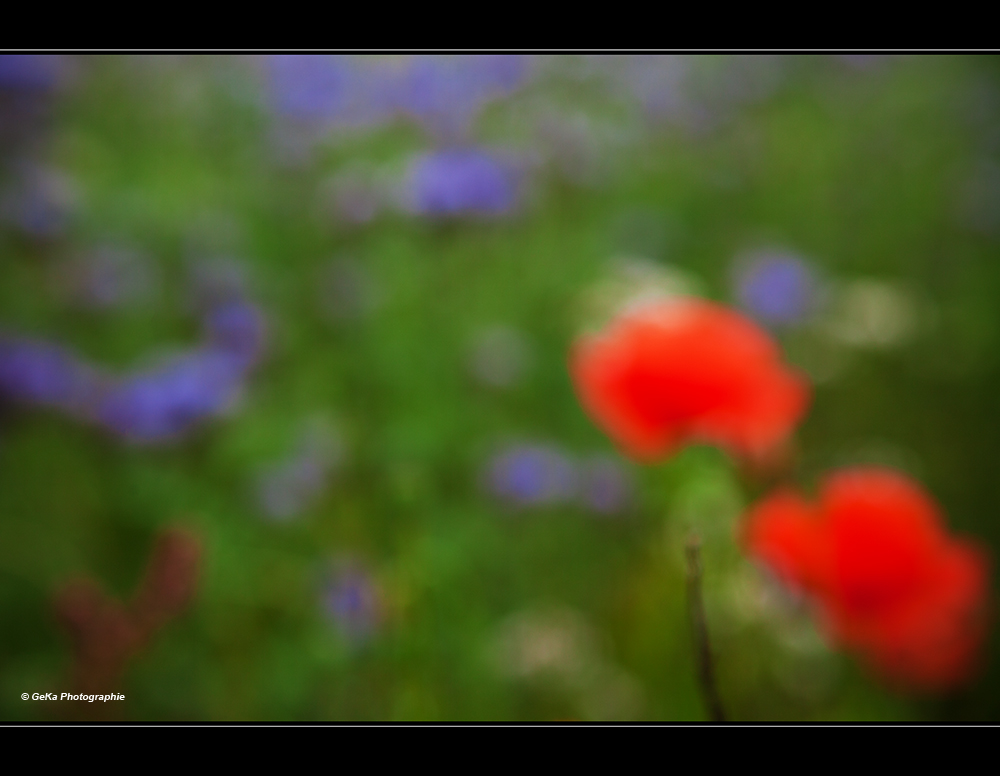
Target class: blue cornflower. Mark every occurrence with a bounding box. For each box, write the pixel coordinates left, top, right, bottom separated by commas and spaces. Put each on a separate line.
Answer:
1, 278, 265, 442
0, 55, 64, 92
265, 55, 353, 120
735, 252, 820, 326
265, 55, 529, 140
202, 300, 266, 369
393, 55, 529, 137
487, 444, 578, 508
264, 55, 391, 128
0, 337, 101, 416
404, 148, 520, 218
96, 349, 245, 443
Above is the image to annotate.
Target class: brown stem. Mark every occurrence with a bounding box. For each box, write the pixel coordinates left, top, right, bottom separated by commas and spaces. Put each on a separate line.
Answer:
52, 525, 202, 719
685, 534, 726, 723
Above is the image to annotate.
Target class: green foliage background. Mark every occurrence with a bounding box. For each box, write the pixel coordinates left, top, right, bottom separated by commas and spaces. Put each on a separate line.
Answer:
2, 55, 999, 720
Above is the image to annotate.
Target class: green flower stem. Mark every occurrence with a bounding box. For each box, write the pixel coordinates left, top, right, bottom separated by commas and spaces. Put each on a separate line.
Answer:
685, 534, 726, 722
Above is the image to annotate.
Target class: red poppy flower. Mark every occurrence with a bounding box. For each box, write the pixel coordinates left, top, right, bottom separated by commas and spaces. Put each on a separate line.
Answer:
743, 468, 990, 690
569, 298, 810, 462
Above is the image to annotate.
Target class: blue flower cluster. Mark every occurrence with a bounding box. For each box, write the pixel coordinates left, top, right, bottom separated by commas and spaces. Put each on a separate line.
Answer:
0, 338, 101, 418
485, 444, 632, 515
0, 56, 70, 168
0, 55, 65, 92
734, 251, 820, 327
266, 55, 387, 127
265, 55, 530, 139
319, 146, 525, 223
0, 298, 266, 444
403, 148, 520, 218
389, 54, 529, 138
96, 348, 245, 442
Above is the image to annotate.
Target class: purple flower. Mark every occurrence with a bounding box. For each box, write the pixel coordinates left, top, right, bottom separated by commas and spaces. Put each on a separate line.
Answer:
0, 55, 64, 92
202, 300, 266, 369
0, 59, 69, 165
322, 564, 380, 644
0, 338, 102, 416
0, 167, 77, 240
264, 54, 529, 140
577, 455, 632, 515
264, 55, 392, 128
392, 55, 529, 138
0, 339, 253, 442
487, 444, 578, 508
93, 269, 266, 443
265, 55, 352, 120
403, 149, 520, 218
734, 252, 820, 326
95, 349, 245, 443
620, 55, 693, 125
1, 270, 266, 443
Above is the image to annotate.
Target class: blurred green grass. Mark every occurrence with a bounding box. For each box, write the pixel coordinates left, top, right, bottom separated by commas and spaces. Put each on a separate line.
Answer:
1, 54, 999, 720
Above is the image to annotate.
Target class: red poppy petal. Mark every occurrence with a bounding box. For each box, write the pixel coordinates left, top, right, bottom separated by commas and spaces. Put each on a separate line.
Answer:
864, 541, 990, 690
745, 467, 991, 691
570, 299, 809, 462
692, 365, 809, 457
825, 469, 946, 619
743, 488, 829, 594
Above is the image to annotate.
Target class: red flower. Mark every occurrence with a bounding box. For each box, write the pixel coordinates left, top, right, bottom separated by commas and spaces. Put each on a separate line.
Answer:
743, 468, 990, 690
569, 298, 810, 462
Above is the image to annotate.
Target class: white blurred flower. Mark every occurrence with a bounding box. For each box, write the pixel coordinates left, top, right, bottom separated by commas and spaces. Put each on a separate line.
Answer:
468, 325, 532, 389
823, 280, 918, 349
